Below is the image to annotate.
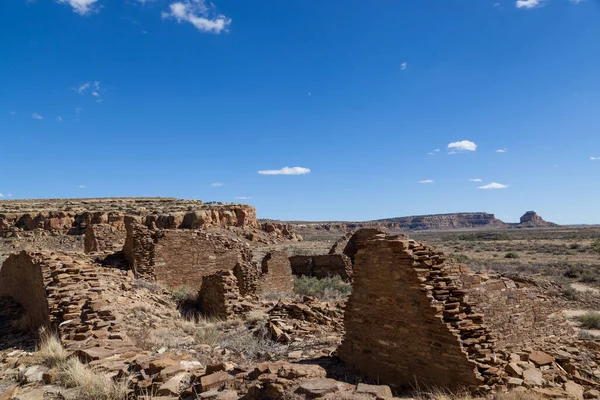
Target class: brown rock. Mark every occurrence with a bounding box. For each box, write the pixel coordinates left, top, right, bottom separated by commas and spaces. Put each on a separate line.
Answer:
564, 381, 584, 400
200, 371, 232, 392
355, 383, 393, 399
149, 358, 178, 374
296, 378, 345, 398
528, 351, 555, 367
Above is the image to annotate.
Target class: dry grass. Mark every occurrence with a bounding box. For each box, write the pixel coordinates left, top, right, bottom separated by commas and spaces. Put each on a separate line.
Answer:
59, 358, 128, 400
416, 388, 544, 400
37, 328, 68, 368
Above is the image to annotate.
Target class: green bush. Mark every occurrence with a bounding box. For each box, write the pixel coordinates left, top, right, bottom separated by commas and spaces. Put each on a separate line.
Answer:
504, 252, 520, 259
576, 313, 600, 330
294, 276, 352, 300
450, 253, 469, 263
562, 286, 578, 301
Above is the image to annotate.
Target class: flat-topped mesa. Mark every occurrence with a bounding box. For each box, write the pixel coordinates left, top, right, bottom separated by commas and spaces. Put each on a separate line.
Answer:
338, 231, 570, 392
0, 197, 258, 237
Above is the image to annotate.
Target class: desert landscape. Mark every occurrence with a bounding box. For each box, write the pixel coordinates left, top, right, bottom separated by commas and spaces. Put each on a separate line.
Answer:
0, 198, 598, 400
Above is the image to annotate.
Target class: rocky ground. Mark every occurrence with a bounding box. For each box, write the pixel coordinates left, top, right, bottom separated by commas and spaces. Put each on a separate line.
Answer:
1, 222, 600, 399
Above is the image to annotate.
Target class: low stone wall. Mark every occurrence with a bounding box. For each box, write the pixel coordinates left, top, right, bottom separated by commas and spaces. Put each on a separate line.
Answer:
84, 223, 126, 253
257, 251, 294, 296
124, 221, 256, 289
288, 254, 352, 281
198, 270, 243, 319
0, 251, 127, 347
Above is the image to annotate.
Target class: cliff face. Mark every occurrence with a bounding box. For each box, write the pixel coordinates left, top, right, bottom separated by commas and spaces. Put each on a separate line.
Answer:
0, 198, 258, 237
518, 211, 557, 228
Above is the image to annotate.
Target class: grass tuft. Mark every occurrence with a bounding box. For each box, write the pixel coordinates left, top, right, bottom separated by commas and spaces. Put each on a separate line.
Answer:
37, 328, 68, 368
575, 313, 600, 329
59, 358, 128, 400
294, 276, 352, 300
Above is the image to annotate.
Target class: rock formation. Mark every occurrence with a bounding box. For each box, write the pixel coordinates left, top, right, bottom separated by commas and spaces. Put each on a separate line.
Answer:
518, 211, 557, 228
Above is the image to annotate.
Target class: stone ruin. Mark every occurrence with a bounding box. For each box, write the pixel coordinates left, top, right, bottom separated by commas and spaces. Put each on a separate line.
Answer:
0, 251, 130, 348
198, 270, 245, 320
338, 233, 570, 392
123, 220, 256, 289
289, 254, 353, 281
84, 223, 126, 254
257, 251, 294, 296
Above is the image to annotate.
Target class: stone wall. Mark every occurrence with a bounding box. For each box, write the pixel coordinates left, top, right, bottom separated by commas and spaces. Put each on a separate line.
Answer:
257, 251, 294, 296
288, 254, 353, 281
339, 235, 494, 392
84, 223, 126, 254
461, 273, 568, 350
0, 251, 126, 347
198, 270, 242, 319
124, 222, 256, 289
0, 252, 50, 330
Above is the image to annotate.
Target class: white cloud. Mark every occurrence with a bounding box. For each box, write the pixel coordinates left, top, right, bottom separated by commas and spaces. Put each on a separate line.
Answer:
419, 180, 434, 184
75, 107, 84, 114
258, 166, 311, 175
58, 0, 99, 16
32, 113, 43, 120
92, 91, 100, 97
162, 0, 231, 34
77, 185, 86, 189
210, 182, 224, 187
7, 193, 12, 198
434, 149, 440, 152
447, 140, 477, 152
57, 116, 63, 122
570, 0, 583, 3
427, 152, 434, 156
400, 62, 407, 71
591, 157, 599, 161
469, 178, 483, 182
496, 148, 507, 153
0, 193, 3, 198
73, 82, 91, 94
478, 182, 509, 189
516, 0, 541, 8
234, 196, 252, 200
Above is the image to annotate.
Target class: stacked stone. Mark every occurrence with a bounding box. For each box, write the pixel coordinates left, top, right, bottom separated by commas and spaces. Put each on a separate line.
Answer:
257, 251, 294, 296
123, 220, 157, 280
288, 254, 353, 281
233, 262, 260, 296
0, 251, 128, 349
84, 223, 126, 254
339, 234, 492, 393
406, 241, 505, 387
199, 271, 246, 319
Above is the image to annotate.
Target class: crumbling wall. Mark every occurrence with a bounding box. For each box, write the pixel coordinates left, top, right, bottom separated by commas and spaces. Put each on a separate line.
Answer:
0, 252, 50, 330
198, 270, 242, 319
461, 273, 569, 350
339, 235, 491, 391
84, 223, 126, 253
124, 222, 255, 289
257, 251, 294, 296
288, 254, 352, 281
0, 251, 126, 346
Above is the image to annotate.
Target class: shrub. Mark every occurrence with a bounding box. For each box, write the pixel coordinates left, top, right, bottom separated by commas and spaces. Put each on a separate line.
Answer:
37, 328, 68, 368
562, 286, 578, 301
294, 276, 352, 300
504, 252, 520, 259
450, 253, 469, 263
569, 243, 581, 250
576, 313, 600, 330
60, 358, 128, 400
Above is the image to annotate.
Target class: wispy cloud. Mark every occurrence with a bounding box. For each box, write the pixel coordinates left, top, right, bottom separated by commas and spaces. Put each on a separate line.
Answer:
75, 107, 84, 114
516, 0, 541, 8
9, 111, 17, 115
210, 182, 224, 187
258, 166, 311, 175
447, 140, 477, 152
570, 0, 583, 3
469, 178, 483, 182
478, 182, 509, 189
400, 62, 408, 71
58, 0, 99, 16
162, 0, 231, 34
32, 113, 43, 120
77, 185, 86, 189
496, 148, 507, 153
73, 82, 91, 94
234, 196, 252, 200
0, 193, 3, 198
419, 180, 434, 184
57, 116, 63, 122
591, 157, 599, 161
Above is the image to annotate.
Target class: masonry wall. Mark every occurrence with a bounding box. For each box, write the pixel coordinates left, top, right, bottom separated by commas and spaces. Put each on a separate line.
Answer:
84, 223, 126, 254
461, 273, 568, 350
257, 251, 294, 296
199, 270, 242, 319
0, 251, 126, 347
124, 222, 255, 289
338, 235, 489, 391
0, 252, 50, 330
288, 254, 352, 281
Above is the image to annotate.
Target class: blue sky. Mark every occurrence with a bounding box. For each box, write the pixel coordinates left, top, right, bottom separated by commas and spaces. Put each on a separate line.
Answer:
1, 0, 599, 223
